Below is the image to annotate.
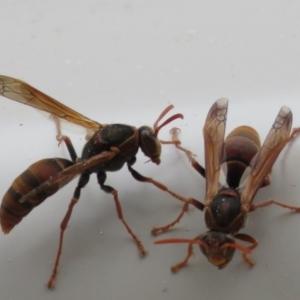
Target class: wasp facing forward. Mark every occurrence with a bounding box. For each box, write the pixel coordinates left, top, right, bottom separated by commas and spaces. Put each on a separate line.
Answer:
155, 98, 300, 271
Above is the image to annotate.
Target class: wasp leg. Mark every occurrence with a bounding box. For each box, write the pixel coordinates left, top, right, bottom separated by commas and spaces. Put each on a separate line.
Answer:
169, 127, 205, 178
58, 136, 78, 163
97, 171, 147, 257
47, 172, 90, 289
261, 172, 271, 188
152, 200, 190, 235
234, 233, 258, 267
250, 198, 300, 212
151, 199, 203, 235
160, 126, 181, 144
160, 140, 180, 145
171, 243, 194, 273
51, 114, 78, 162
176, 144, 205, 178
287, 127, 300, 142
127, 164, 189, 203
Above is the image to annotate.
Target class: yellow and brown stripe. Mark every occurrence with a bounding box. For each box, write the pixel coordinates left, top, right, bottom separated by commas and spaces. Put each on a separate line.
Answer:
0, 158, 73, 233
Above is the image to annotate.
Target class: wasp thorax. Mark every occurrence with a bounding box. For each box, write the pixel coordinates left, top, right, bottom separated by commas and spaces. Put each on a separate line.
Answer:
205, 191, 243, 233
199, 231, 236, 269
138, 126, 161, 164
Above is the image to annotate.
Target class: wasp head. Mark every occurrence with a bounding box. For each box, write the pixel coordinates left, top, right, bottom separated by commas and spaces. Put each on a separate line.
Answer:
198, 231, 236, 269
139, 105, 183, 164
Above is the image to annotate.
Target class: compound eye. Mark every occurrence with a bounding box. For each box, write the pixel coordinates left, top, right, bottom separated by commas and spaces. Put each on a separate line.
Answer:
139, 127, 161, 164
199, 243, 210, 257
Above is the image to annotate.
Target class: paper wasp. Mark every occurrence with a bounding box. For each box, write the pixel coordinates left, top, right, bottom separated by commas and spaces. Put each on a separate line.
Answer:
0, 75, 185, 288
154, 98, 300, 272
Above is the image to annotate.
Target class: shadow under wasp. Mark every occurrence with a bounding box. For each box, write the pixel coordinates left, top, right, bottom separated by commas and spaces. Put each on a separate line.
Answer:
154, 98, 300, 272
0, 75, 186, 288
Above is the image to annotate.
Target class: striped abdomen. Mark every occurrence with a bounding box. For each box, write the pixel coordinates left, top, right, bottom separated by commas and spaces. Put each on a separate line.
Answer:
0, 158, 74, 233
223, 126, 261, 188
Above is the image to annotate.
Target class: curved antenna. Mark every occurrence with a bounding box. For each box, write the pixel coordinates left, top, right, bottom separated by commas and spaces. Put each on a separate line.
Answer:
153, 105, 174, 129
155, 238, 209, 249
220, 243, 252, 254
153, 105, 183, 137
155, 238, 252, 254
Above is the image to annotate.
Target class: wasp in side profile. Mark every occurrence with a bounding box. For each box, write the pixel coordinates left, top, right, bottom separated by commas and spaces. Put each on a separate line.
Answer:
0, 75, 185, 288
154, 98, 300, 272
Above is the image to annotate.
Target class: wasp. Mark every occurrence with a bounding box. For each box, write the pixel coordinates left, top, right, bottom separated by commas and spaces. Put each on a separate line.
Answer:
154, 98, 300, 272
0, 75, 185, 288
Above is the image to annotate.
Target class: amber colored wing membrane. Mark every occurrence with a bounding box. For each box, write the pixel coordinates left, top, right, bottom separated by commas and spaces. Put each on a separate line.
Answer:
0, 75, 101, 131
203, 98, 228, 205
19, 151, 116, 203
241, 106, 293, 211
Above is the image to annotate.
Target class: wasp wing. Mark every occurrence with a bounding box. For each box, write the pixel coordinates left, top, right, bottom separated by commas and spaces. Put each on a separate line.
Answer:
241, 106, 293, 212
203, 98, 228, 205
0, 75, 101, 131
19, 151, 116, 203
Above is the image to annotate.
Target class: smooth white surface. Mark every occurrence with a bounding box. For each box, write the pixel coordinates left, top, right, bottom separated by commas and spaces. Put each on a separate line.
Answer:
1, 1, 300, 299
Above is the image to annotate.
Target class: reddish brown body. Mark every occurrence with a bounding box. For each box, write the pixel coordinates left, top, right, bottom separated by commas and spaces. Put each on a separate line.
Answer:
204, 126, 269, 235
0, 158, 74, 233
223, 126, 261, 188
0, 74, 185, 288
155, 99, 300, 272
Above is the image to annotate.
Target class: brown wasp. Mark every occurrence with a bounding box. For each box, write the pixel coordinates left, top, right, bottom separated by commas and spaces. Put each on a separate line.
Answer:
0, 75, 186, 288
154, 98, 300, 272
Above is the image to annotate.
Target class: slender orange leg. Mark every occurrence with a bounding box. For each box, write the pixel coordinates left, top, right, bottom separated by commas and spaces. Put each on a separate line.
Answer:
152, 198, 204, 235
171, 243, 194, 273
111, 189, 147, 257
47, 173, 89, 289
234, 233, 258, 267
47, 196, 79, 289
97, 171, 147, 257
152, 200, 191, 235
169, 127, 206, 178
127, 165, 189, 203
251, 199, 300, 212
287, 127, 300, 142
46, 118, 85, 289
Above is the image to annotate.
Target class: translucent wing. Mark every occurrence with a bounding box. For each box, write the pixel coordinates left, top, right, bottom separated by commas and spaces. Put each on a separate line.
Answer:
0, 75, 101, 131
203, 98, 228, 205
241, 106, 293, 211
19, 151, 116, 203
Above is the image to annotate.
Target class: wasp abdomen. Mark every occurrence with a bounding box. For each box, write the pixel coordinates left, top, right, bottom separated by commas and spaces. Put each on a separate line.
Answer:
224, 126, 261, 188
0, 158, 73, 233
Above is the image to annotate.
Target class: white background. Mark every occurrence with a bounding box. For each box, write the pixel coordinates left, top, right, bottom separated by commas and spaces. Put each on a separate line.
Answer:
1, 1, 300, 299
